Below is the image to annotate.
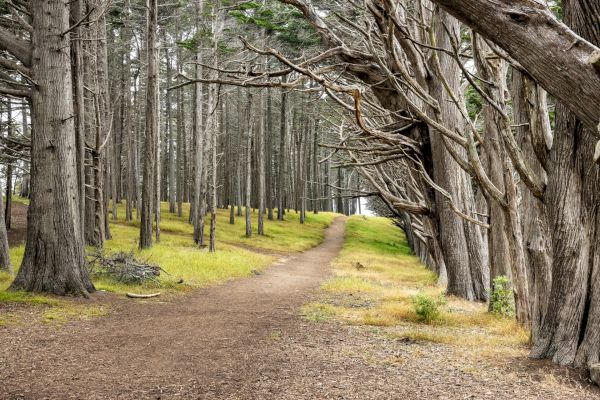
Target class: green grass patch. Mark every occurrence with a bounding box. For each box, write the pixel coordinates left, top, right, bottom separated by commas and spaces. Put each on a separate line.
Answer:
307, 215, 530, 357
1, 201, 338, 324
0, 290, 62, 306
302, 301, 337, 322
41, 304, 109, 325
109, 202, 337, 253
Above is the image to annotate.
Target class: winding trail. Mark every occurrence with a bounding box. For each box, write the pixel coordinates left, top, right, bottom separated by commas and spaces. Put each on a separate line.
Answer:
2, 215, 597, 399
0, 217, 348, 399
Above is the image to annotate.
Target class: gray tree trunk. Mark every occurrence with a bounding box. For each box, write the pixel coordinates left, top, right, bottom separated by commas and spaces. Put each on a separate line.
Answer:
139, 0, 158, 249
4, 100, 13, 230
245, 91, 253, 237
0, 192, 11, 274
10, 0, 94, 296
257, 87, 266, 235
512, 70, 552, 341
427, 11, 488, 301
277, 79, 287, 221
530, 0, 600, 372
431, 0, 600, 130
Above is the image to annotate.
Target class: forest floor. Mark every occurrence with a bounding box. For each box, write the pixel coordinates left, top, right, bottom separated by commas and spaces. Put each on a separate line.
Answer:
1, 207, 599, 399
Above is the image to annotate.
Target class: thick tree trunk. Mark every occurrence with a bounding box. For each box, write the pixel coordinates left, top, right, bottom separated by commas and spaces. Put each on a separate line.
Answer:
431, 0, 600, 130
10, 0, 94, 296
312, 114, 319, 214
512, 70, 552, 341
428, 11, 488, 301
530, 0, 600, 372
154, 73, 161, 243
236, 88, 243, 218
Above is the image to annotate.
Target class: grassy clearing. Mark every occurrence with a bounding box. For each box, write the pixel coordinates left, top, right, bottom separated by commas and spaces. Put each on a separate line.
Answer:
1, 201, 337, 324
304, 215, 530, 358
110, 202, 337, 253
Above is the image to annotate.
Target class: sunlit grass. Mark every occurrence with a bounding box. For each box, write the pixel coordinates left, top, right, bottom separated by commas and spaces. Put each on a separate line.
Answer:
41, 304, 109, 325
1, 201, 338, 324
98, 223, 275, 293
109, 201, 337, 253
307, 215, 530, 358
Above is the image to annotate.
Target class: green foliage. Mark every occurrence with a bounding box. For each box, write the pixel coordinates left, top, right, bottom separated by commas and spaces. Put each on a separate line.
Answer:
549, 2, 563, 20
489, 275, 515, 317
412, 291, 446, 323
228, 1, 320, 50
177, 28, 213, 52
465, 85, 482, 120
217, 40, 238, 55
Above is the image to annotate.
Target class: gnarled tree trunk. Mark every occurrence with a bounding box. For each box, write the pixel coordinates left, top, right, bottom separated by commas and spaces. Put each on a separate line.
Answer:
530, 0, 600, 373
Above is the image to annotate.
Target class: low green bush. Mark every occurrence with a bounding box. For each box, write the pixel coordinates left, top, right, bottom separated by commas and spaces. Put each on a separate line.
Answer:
412, 292, 445, 323
489, 275, 515, 317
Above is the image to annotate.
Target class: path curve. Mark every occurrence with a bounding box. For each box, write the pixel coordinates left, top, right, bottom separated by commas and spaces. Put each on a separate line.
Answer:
0, 217, 347, 399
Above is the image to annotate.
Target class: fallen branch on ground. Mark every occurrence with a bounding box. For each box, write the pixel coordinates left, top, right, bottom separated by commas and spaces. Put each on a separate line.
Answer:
125, 292, 161, 299
87, 250, 166, 284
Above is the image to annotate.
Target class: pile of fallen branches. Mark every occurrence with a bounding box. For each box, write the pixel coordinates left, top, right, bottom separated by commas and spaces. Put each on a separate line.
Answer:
87, 250, 165, 284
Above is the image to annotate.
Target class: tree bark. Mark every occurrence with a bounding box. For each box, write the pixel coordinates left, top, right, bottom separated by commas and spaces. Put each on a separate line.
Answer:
139, 0, 158, 249
277, 79, 287, 220
257, 86, 266, 235
512, 70, 552, 341
428, 11, 488, 301
10, 0, 94, 296
245, 91, 253, 237
0, 192, 11, 274
4, 99, 13, 230
530, 0, 600, 371
431, 0, 600, 130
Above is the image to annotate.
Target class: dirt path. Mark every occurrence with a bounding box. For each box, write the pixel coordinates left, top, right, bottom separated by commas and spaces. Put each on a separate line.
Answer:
0, 217, 347, 399
1, 216, 597, 399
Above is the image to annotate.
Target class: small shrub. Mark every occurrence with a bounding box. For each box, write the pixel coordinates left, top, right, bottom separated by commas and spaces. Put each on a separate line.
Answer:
489, 275, 515, 317
412, 292, 445, 323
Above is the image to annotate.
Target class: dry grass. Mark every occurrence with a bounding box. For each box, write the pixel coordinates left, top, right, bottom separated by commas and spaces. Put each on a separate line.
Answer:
308, 215, 531, 359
